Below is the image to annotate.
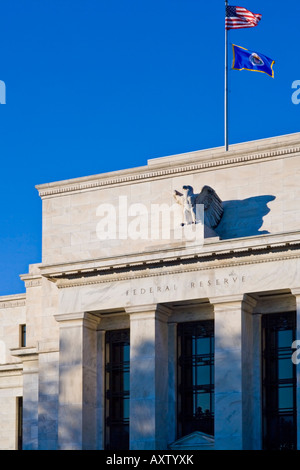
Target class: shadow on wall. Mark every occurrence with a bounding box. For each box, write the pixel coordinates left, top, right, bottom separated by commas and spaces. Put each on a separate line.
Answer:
215, 195, 276, 240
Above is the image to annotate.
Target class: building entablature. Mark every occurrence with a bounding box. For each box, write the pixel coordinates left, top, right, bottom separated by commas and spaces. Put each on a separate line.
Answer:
35, 133, 300, 199
26, 230, 300, 290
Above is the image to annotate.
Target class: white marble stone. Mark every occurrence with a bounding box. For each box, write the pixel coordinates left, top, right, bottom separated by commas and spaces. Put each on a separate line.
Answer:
37, 133, 300, 264
55, 312, 100, 450
212, 295, 257, 450
127, 305, 170, 450
1, 133, 300, 450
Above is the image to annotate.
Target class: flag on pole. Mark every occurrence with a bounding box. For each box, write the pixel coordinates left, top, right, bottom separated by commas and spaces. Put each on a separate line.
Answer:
232, 44, 275, 78
225, 5, 262, 30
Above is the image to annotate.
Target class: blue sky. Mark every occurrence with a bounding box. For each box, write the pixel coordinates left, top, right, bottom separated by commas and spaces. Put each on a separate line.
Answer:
0, 0, 299, 295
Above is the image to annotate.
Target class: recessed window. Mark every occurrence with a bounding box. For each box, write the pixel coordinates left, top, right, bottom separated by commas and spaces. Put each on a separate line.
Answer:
177, 320, 214, 438
17, 397, 23, 450
105, 329, 130, 450
262, 312, 296, 450
20, 325, 26, 348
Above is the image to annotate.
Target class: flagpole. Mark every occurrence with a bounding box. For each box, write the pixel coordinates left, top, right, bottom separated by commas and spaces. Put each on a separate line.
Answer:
225, 0, 229, 151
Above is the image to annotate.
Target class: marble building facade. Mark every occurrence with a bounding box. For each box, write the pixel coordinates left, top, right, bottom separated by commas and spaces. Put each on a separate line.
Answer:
1, 133, 300, 450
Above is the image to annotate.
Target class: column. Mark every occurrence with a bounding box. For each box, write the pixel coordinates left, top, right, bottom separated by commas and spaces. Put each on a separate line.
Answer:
126, 304, 170, 450
167, 322, 177, 445
251, 312, 263, 450
21, 350, 39, 450
96, 329, 106, 450
55, 312, 100, 450
241, 296, 260, 449
210, 294, 256, 450
291, 288, 300, 450
37, 343, 59, 450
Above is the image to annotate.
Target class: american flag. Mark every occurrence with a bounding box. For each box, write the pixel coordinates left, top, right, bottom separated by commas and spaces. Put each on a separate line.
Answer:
225, 5, 262, 30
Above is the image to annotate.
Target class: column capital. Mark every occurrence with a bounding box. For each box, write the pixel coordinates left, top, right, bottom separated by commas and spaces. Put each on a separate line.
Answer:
125, 303, 171, 322
291, 288, 300, 298
54, 311, 101, 329
209, 294, 257, 312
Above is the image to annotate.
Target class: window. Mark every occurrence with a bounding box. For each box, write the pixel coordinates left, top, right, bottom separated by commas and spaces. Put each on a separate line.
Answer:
177, 320, 214, 438
105, 329, 130, 450
20, 325, 26, 347
262, 312, 296, 450
17, 397, 23, 450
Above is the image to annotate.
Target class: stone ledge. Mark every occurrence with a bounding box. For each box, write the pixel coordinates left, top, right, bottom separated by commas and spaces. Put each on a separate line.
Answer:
36, 230, 300, 282
35, 133, 300, 198
10, 347, 37, 359
0, 363, 23, 373
0, 293, 26, 308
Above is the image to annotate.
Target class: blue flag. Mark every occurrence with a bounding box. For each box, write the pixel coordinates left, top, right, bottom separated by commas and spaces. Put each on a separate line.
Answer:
232, 44, 275, 78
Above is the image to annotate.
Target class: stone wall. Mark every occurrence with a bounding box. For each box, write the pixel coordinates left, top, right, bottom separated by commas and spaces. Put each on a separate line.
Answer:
0, 294, 25, 449
37, 133, 300, 265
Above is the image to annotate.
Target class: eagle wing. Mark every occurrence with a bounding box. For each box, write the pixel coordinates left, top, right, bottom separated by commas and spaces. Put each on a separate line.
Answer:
194, 185, 223, 228
173, 189, 184, 206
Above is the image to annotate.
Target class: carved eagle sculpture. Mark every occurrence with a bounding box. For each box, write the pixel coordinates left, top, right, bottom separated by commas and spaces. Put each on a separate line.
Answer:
173, 185, 223, 228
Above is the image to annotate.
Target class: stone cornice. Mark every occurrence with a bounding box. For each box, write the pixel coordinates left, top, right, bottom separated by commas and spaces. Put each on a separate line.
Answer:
0, 363, 23, 375
39, 233, 300, 289
10, 342, 59, 360
10, 346, 38, 360
52, 251, 300, 289
35, 134, 300, 198
38, 230, 300, 279
0, 293, 26, 309
21, 276, 42, 288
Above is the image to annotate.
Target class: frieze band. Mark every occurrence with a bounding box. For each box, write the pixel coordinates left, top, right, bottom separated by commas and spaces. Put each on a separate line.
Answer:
125, 274, 246, 297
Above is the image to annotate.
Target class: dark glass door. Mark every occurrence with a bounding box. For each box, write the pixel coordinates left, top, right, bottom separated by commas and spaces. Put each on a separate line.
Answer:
178, 321, 214, 438
262, 312, 296, 450
105, 329, 130, 450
